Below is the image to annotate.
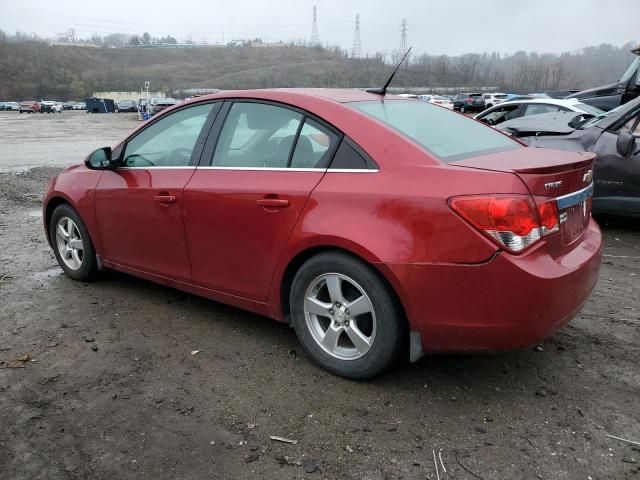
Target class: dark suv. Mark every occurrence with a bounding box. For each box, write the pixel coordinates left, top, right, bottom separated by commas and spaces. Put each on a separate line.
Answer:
452, 93, 485, 113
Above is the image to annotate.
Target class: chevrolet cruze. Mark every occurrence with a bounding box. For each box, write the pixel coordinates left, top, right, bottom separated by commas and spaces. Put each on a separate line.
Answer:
43, 89, 603, 379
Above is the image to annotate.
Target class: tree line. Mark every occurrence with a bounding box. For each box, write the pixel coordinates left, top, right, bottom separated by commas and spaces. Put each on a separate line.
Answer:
0, 29, 636, 100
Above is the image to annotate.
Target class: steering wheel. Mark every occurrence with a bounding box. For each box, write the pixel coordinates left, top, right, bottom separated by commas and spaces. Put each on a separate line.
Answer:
124, 154, 154, 167
168, 148, 192, 165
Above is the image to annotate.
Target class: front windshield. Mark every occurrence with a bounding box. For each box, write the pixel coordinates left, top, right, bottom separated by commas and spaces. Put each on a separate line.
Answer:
579, 102, 629, 129
620, 56, 640, 83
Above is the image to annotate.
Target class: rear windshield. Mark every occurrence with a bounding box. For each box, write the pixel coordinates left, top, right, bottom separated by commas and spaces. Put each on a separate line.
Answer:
350, 100, 520, 162
574, 102, 605, 115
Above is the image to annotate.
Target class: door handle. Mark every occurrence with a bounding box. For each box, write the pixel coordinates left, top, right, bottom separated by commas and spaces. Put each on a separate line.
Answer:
154, 194, 176, 204
256, 198, 289, 208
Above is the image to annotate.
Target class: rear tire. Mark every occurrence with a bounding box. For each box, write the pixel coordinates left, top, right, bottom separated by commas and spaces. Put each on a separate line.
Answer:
49, 204, 98, 281
290, 252, 405, 379
461, 106, 467, 114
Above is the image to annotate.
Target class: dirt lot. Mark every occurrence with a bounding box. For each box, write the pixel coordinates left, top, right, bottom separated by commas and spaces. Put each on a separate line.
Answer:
0, 112, 639, 480
0, 111, 138, 172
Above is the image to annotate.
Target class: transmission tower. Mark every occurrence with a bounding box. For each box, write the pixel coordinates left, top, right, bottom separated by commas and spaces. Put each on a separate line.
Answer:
351, 14, 362, 58
310, 6, 320, 46
400, 19, 408, 52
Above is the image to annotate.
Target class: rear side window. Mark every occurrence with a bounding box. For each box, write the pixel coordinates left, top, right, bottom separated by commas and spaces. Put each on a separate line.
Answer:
523, 104, 563, 116
290, 119, 339, 169
330, 139, 375, 170
212, 102, 303, 168
350, 100, 519, 162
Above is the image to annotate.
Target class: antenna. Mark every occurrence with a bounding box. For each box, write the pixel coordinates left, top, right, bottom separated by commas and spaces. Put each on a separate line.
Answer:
366, 47, 412, 96
310, 6, 320, 46
351, 14, 362, 58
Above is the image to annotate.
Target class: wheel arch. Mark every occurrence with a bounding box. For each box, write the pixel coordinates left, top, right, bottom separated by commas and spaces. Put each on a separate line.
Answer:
276, 244, 411, 336
44, 195, 73, 247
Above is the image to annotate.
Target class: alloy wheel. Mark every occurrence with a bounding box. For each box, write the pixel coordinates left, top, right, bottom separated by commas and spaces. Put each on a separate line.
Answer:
55, 216, 84, 270
304, 273, 377, 360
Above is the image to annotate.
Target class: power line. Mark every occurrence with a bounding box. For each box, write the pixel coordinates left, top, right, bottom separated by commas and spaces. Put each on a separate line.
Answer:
310, 5, 320, 46
400, 18, 408, 52
351, 14, 362, 58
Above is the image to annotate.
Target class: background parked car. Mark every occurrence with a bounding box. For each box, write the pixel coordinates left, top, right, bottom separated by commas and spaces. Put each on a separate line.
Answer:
496, 96, 640, 217
148, 97, 178, 116
40, 101, 62, 113
72, 102, 86, 110
482, 92, 509, 108
5, 102, 20, 111
19, 101, 39, 113
418, 95, 454, 109
116, 100, 137, 112
475, 98, 604, 126
451, 93, 485, 113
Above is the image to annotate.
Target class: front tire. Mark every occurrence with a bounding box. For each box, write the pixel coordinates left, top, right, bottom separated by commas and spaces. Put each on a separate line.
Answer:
290, 252, 405, 379
49, 204, 98, 281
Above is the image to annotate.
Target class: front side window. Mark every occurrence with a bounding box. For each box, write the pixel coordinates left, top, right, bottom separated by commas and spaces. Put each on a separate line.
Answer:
213, 102, 303, 168
123, 103, 215, 167
621, 113, 640, 135
350, 100, 519, 162
479, 104, 521, 125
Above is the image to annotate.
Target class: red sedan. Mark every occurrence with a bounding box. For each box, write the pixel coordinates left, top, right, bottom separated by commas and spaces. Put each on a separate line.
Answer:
43, 89, 602, 379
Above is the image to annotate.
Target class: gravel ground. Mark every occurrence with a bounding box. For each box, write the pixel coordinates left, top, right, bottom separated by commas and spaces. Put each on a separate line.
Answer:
0, 113, 639, 480
0, 111, 138, 172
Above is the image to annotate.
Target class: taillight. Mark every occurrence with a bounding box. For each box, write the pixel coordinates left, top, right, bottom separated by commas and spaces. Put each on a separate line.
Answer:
449, 195, 559, 253
536, 199, 559, 236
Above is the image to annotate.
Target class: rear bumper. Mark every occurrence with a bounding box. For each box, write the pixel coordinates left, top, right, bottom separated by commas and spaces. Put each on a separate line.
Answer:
388, 219, 602, 352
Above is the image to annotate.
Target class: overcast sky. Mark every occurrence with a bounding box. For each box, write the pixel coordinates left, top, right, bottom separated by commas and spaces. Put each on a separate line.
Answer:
1, 0, 638, 56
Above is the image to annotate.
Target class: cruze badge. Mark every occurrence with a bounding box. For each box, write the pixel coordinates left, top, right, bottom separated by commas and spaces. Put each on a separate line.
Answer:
583, 170, 593, 184
544, 181, 563, 190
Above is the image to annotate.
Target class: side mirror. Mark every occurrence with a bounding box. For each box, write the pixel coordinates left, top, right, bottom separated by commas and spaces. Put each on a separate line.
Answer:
616, 129, 637, 157
85, 147, 118, 170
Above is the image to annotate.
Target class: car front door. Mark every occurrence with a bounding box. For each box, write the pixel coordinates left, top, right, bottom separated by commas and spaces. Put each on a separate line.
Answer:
94, 102, 219, 281
183, 101, 340, 301
593, 109, 640, 213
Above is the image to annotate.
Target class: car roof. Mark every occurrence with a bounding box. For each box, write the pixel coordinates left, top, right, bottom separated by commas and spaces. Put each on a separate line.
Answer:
193, 88, 405, 104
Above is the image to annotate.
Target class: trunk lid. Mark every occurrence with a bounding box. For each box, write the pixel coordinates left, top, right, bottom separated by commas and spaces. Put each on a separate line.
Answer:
451, 147, 595, 247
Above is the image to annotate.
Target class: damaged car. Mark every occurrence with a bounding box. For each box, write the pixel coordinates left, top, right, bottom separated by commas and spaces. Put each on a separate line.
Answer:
567, 43, 640, 111
497, 96, 640, 217
475, 98, 603, 126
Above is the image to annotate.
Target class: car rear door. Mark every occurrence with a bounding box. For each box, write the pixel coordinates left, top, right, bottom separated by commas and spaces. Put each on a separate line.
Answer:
94, 102, 220, 281
183, 101, 340, 301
